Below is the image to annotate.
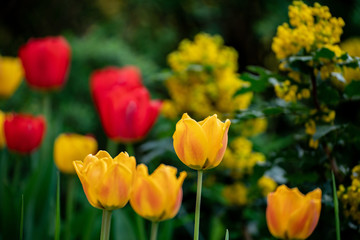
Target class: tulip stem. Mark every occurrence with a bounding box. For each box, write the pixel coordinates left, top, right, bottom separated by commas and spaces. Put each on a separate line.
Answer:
126, 143, 135, 156
194, 170, 203, 240
106, 139, 118, 157
332, 171, 341, 240
65, 176, 76, 240
150, 221, 159, 240
100, 210, 112, 240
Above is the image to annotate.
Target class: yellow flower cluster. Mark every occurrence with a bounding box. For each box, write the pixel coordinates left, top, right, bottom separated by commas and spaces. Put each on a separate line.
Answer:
274, 80, 311, 102
305, 106, 336, 149
272, 1, 345, 59
221, 137, 265, 178
163, 33, 252, 120
257, 176, 277, 197
338, 165, 360, 224
222, 182, 248, 206
341, 38, 360, 84
239, 118, 268, 137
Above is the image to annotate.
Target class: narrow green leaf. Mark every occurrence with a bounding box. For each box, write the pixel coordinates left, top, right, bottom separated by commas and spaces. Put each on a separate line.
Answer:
332, 171, 341, 240
225, 229, 229, 240
55, 172, 60, 240
344, 81, 360, 98
312, 125, 341, 140
20, 194, 24, 240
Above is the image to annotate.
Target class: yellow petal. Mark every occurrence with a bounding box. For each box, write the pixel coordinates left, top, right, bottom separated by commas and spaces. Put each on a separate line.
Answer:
173, 114, 208, 169
130, 164, 165, 220
98, 164, 133, 209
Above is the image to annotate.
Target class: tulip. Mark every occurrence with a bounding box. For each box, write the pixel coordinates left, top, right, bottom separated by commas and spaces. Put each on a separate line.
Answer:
130, 163, 187, 222
173, 113, 231, 170
0, 111, 5, 148
4, 113, 46, 154
90, 66, 162, 142
73, 150, 136, 210
0, 56, 23, 98
19, 36, 71, 90
266, 185, 322, 240
54, 133, 98, 174
90, 66, 143, 110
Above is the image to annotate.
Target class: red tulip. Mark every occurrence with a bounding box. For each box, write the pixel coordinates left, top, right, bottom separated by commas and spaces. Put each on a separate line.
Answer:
90, 66, 162, 143
90, 66, 143, 110
4, 113, 46, 154
19, 36, 71, 90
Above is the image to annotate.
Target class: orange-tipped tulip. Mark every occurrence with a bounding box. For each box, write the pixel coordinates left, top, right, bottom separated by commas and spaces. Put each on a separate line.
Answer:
0, 57, 23, 99
130, 164, 187, 222
0, 111, 5, 148
73, 150, 136, 210
173, 113, 231, 170
266, 185, 322, 240
54, 133, 98, 174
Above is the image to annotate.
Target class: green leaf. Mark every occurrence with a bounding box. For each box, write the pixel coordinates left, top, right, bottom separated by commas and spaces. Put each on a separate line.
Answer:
20, 194, 24, 240
314, 47, 335, 60
313, 125, 341, 140
225, 229, 229, 240
262, 107, 284, 116
344, 81, 360, 98
55, 173, 60, 240
317, 84, 340, 105
332, 172, 341, 240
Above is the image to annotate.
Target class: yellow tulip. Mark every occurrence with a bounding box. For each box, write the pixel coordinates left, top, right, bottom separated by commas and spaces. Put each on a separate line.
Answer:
54, 133, 98, 174
266, 185, 322, 239
0, 110, 5, 148
173, 113, 231, 170
73, 150, 136, 210
0, 57, 23, 98
130, 164, 187, 222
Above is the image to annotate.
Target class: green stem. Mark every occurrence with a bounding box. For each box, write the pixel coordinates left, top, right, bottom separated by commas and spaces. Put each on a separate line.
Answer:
135, 213, 146, 240
100, 210, 112, 240
106, 139, 118, 157
55, 172, 61, 240
12, 154, 21, 188
150, 221, 159, 240
20, 194, 24, 240
126, 143, 135, 156
41, 93, 51, 165
65, 176, 76, 240
332, 171, 341, 240
194, 170, 203, 240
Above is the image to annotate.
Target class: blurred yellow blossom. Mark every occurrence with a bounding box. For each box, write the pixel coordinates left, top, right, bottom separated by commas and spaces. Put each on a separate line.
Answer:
338, 164, 360, 224
240, 118, 268, 137
164, 33, 252, 120
258, 176, 277, 197
221, 137, 265, 178
341, 38, 360, 84
272, 1, 344, 60
0, 56, 23, 99
223, 182, 248, 206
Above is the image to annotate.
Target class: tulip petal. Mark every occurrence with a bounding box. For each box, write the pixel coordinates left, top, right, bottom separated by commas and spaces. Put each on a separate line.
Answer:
201, 115, 230, 169
173, 114, 209, 169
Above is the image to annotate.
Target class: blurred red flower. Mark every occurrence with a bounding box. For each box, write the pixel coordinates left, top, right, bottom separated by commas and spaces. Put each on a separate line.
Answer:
4, 113, 46, 154
90, 66, 162, 143
19, 36, 71, 90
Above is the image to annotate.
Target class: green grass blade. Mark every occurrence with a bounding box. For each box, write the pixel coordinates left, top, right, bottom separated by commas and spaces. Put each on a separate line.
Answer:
332, 171, 341, 240
225, 229, 229, 240
55, 172, 61, 240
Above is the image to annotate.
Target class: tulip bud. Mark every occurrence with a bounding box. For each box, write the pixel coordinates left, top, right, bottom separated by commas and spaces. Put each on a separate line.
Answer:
266, 185, 322, 239
0, 57, 23, 99
130, 164, 187, 222
19, 36, 71, 90
54, 133, 98, 174
173, 113, 231, 170
4, 113, 46, 154
73, 150, 136, 210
